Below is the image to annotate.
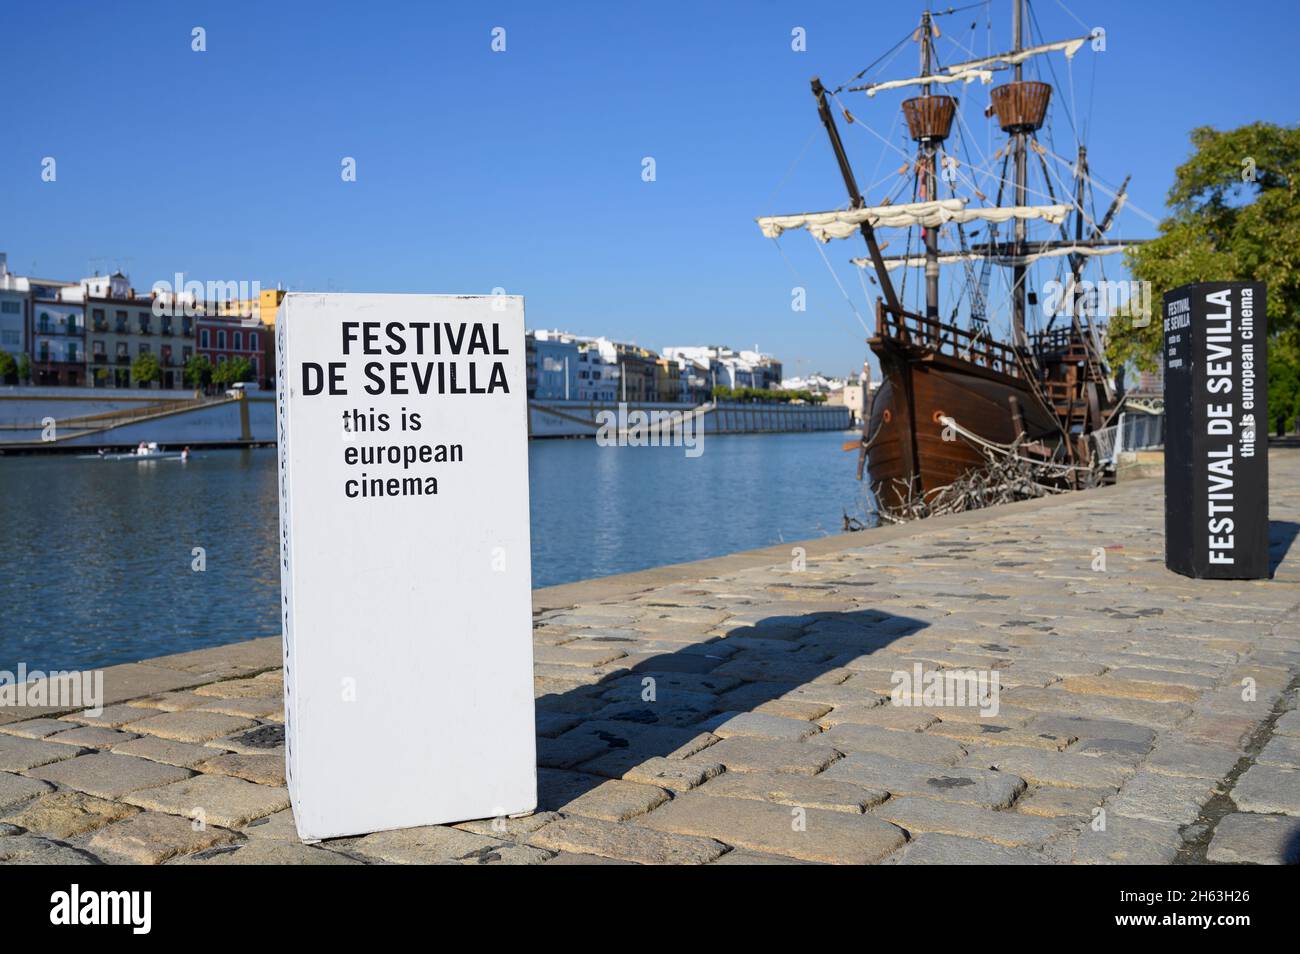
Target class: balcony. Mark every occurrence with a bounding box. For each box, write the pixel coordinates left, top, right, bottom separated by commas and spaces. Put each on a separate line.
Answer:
93, 354, 107, 365
115, 355, 130, 365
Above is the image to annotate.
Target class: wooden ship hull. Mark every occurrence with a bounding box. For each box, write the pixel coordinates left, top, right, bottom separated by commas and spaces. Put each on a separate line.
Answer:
862, 303, 1068, 511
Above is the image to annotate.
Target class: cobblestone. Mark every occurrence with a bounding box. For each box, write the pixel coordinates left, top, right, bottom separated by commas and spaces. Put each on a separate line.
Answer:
27, 753, 191, 799
0, 734, 86, 772
639, 791, 905, 863
88, 811, 238, 864
824, 752, 1027, 808
2, 790, 138, 838
872, 796, 1065, 846
122, 775, 289, 828
528, 815, 726, 864
1206, 812, 1300, 864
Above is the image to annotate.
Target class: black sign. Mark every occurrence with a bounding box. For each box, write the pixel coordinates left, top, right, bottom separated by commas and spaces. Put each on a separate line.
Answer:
1163, 282, 1268, 579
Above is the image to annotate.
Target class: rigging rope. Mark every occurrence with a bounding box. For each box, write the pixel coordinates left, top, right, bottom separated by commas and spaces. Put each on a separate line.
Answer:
809, 232, 872, 335
768, 237, 870, 343
938, 414, 1094, 474
832, 27, 917, 94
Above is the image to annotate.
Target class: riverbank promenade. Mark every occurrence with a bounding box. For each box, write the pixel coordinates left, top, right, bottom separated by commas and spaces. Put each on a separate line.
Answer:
2, 449, 1297, 865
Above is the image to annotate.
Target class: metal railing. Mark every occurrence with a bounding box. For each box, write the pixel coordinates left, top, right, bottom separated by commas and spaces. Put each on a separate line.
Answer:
1118, 411, 1165, 453
1091, 411, 1165, 466
0, 394, 230, 434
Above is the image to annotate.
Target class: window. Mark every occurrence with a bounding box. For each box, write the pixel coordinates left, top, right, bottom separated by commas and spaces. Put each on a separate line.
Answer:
250, 356, 258, 376
233, 331, 242, 351
182, 346, 192, 362
115, 310, 128, 333
139, 343, 151, 355
181, 317, 193, 336
161, 316, 173, 335
162, 345, 172, 365
217, 330, 226, 349
116, 342, 129, 358
200, 329, 209, 348
93, 340, 105, 355
39, 312, 50, 333
138, 312, 151, 334
0, 301, 18, 314
1, 330, 18, 345
250, 332, 258, 350
92, 308, 107, 331
66, 342, 78, 362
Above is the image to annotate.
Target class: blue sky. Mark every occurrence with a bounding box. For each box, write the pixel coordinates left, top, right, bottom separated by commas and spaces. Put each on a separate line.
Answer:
4, 0, 1296, 377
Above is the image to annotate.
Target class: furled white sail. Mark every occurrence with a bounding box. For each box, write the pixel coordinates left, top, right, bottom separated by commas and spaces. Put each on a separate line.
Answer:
757, 198, 1071, 242
944, 36, 1088, 74
862, 68, 994, 97
849, 243, 1129, 270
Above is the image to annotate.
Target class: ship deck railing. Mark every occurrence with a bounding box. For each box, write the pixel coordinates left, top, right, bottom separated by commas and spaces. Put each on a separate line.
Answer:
874, 302, 1025, 380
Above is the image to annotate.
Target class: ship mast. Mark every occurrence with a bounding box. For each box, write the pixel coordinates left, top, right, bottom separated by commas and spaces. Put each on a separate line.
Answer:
808, 77, 904, 319
1071, 144, 1087, 320
919, 10, 940, 324
1011, 0, 1027, 345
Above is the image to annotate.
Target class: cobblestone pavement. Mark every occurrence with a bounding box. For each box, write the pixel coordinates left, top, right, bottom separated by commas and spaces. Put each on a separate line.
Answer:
2, 450, 1297, 864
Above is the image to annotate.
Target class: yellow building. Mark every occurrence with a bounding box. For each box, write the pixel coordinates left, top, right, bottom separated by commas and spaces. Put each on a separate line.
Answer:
215, 287, 286, 326
257, 288, 286, 327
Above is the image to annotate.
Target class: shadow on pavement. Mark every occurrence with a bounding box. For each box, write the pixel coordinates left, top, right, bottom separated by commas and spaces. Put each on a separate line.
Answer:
531, 607, 929, 809
1269, 520, 1299, 577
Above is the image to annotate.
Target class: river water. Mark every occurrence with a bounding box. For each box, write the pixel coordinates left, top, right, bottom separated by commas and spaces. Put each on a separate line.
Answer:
0, 432, 871, 669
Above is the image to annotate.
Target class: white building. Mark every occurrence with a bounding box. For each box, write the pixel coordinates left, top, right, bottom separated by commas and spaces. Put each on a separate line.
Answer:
827, 381, 865, 425
0, 254, 29, 378
661, 344, 783, 392
525, 330, 621, 402
780, 372, 845, 394
58, 271, 132, 303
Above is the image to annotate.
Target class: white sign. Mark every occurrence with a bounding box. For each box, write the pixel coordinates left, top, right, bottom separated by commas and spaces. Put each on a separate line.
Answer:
276, 293, 536, 841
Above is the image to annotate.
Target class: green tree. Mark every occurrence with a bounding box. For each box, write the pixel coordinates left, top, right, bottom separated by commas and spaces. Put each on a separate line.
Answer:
1110, 123, 1300, 405
131, 351, 161, 388
1267, 335, 1300, 435
210, 357, 253, 388
227, 356, 254, 384
183, 354, 213, 390
16, 353, 30, 385
0, 351, 16, 384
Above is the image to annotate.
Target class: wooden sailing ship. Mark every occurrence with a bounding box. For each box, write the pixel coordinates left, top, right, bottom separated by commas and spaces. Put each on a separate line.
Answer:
758, 1, 1143, 516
